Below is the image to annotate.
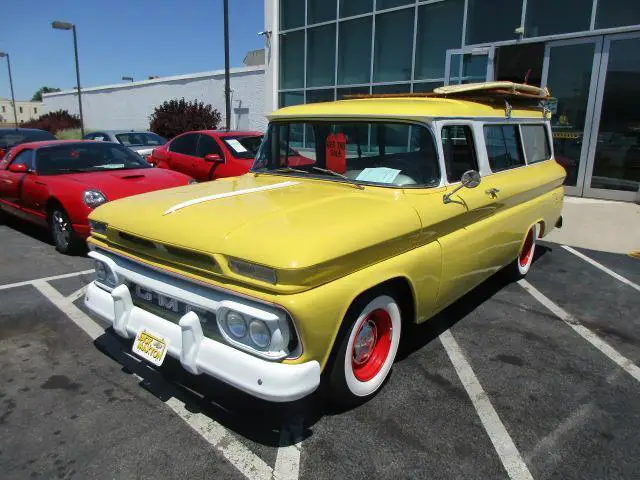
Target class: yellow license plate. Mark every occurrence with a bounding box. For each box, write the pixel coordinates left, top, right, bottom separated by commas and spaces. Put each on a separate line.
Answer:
132, 329, 169, 366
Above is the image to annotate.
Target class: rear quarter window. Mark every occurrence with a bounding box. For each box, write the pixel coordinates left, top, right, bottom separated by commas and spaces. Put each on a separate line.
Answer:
483, 125, 525, 172
521, 125, 551, 164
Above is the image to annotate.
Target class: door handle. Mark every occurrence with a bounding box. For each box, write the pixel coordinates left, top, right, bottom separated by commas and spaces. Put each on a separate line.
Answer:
485, 187, 500, 198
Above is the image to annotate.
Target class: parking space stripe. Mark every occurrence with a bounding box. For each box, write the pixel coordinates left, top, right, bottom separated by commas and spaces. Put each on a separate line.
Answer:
518, 279, 640, 383
440, 330, 534, 480
33, 278, 294, 480
562, 245, 640, 293
273, 417, 303, 480
65, 285, 88, 303
0, 269, 94, 291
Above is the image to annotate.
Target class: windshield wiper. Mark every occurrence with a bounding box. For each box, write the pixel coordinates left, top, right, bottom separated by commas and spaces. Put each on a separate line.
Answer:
311, 166, 365, 190
255, 167, 309, 175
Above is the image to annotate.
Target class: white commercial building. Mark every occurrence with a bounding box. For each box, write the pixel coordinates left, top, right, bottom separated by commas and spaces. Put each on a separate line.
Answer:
0, 98, 43, 125
42, 65, 266, 132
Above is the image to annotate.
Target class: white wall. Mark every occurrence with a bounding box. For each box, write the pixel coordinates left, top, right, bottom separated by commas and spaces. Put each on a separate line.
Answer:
42, 66, 266, 132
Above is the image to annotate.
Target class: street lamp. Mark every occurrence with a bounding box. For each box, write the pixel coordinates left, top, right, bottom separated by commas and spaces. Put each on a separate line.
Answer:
0, 52, 18, 128
122, 76, 134, 82
52, 20, 85, 136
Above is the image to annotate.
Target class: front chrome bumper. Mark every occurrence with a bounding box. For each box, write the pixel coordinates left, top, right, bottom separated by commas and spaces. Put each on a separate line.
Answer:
84, 250, 320, 402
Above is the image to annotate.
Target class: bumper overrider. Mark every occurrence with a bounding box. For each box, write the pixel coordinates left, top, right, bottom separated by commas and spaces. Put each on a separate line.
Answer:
84, 248, 320, 402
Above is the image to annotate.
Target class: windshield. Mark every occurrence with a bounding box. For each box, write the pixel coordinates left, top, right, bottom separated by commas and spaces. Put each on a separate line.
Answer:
253, 121, 441, 187
36, 143, 151, 175
115, 132, 166, 147
221, 135, 263, 159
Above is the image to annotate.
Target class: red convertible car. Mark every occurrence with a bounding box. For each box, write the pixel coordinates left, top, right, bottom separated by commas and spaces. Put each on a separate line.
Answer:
0, 140, 193, 254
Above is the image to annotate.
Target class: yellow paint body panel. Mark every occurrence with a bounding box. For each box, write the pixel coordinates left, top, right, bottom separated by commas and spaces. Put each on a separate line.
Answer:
89, 97, 565, 371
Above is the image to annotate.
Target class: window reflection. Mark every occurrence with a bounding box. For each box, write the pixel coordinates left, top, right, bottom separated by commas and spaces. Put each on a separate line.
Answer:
525, 0, 591, 37
307, 24, 336, 87
596, 1, 640, 29
338, 17, 372, 85
279, 31, 304, 89
373, 9, 414, 83
466, 0, 522, 44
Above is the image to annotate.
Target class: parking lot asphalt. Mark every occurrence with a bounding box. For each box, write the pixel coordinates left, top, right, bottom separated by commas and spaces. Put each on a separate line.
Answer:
1, 216, 639, 480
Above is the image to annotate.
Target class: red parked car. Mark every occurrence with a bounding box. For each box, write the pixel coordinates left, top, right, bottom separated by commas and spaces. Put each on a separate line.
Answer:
0, 140, 193, 254
149, 130, 265, 182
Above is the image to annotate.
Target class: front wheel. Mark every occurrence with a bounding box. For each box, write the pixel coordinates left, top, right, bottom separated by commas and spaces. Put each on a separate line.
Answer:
50, 206, 82, 255
326, 292, 402, 407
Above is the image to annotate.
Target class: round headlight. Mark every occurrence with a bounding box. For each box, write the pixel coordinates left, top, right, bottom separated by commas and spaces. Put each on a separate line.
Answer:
83, 190, 107, 209
94, 260, 107, 282
249, 320, 271, 348
225, 311, 247, 338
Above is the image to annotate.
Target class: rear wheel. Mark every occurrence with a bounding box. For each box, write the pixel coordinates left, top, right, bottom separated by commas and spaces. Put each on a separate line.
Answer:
504, 224, 537, 281
326, 291, 402, 407
49, 206, 82, 255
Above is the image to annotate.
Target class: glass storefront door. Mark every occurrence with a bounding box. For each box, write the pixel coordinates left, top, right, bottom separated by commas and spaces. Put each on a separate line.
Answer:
541, 38, 602, 196
444, 47, 495, 85
583, 33, 640, 200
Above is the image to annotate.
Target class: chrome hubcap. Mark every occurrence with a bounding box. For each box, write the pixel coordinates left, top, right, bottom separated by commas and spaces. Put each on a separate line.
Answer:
53, 211, 70, 247
353, 320, 377, 366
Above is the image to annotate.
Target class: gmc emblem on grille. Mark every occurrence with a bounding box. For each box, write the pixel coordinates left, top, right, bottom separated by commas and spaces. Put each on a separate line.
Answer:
134, 285, 180, 313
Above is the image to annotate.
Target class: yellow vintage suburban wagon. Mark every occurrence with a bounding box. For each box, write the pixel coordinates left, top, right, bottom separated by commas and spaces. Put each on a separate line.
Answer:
84, 82, 565, 405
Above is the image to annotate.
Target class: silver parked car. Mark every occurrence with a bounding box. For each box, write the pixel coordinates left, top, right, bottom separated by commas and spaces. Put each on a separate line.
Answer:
83, 130, 167, 159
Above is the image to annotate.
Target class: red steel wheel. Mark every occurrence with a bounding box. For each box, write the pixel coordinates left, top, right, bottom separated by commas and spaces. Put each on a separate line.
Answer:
351, 308, 393, 382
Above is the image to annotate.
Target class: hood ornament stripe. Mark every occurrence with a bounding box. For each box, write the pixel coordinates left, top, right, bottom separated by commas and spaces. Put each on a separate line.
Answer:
163, 181, 300, 215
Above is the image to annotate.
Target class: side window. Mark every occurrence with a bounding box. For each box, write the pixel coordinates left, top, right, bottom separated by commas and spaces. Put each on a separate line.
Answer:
169, 134, 198, 156
483, 125, 525, 172
521, 125, 551, 164
197, 135, 223, 158
441, 125, 479, 183
10, 150, 35, 171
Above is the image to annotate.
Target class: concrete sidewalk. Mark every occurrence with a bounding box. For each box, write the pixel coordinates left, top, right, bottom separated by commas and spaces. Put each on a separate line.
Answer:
544, 196, 640, 255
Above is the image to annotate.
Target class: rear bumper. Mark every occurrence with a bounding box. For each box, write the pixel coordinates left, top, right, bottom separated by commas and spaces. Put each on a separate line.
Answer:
83, 262, 320, 402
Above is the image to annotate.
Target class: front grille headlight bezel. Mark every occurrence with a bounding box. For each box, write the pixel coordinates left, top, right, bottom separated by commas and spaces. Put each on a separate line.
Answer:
93, 258, 118, 290
216, 300, 291, 360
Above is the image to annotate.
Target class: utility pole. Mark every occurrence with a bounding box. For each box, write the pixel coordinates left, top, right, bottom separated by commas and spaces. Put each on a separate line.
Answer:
223, 0, 231, 130
0, 52, 18, 128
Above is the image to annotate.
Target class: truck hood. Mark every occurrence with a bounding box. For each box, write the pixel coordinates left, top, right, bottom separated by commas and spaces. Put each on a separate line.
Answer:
90, 174, 422, 291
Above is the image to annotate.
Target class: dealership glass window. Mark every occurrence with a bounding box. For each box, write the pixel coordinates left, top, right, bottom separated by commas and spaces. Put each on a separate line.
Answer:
280, 30, 304, 89
280, 0, 305, 30
373, 9, 414, 83
525, 0, 591, 37
441, 125, 478, 183
340, 0, 372, 18
521, 125, 551, 163
412, 81, 443, 93
377, 0, 413, 11
415, 0, 464, 80
308, 0, 337, 24
595, 1, 640, 29
279, 91, 304, 108
466, 0, 522, 45
337, 86, 370, 100
372, 83, 411, 94
484, 125, 525, 171
307, 24, 336, 87
338, 17, 372, 85
305, 89, 336, 148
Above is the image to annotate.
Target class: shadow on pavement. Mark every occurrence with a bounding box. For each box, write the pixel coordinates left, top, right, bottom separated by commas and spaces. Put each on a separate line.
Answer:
91, 244, 555, 448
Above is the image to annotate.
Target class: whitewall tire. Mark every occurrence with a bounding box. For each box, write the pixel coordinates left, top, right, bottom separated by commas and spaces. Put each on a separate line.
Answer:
327, 292, 402, 406
504, 224, 537, 281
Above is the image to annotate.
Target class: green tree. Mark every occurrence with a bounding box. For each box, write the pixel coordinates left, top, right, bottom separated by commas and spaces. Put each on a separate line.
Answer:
31, 86, 61, 102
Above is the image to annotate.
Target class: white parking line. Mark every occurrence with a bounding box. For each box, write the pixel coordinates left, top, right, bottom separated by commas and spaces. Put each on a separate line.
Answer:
273, 417, 303, 480
562, 245, 640, 293
0, 269, 94, 291
66, 285, 88, 304
32, 278, 292, 480
519, 279, 640, 383
440, 330, 534, 480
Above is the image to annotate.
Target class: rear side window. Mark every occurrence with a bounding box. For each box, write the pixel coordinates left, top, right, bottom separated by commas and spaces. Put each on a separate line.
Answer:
170, 134, 198, 156
521, 125, 551, 164
441, 125, 478, 183
483, 125, 525, 172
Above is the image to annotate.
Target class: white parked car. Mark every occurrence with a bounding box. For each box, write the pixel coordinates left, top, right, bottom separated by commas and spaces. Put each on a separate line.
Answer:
83, 130, 167, 159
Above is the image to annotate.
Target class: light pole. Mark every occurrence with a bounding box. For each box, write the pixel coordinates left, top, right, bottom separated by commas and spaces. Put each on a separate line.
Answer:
52, 20, 85, 136
122, 76, 133, 82
0, 52, 18, 128
223, 0, 231, 130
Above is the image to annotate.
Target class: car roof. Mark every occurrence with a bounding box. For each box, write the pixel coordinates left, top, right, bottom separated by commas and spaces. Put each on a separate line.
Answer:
195, 130, 263, 137
270, 97, 546, 120
0, 128, 52, 134
14, 139, 99, 150
92, 130, 155, 134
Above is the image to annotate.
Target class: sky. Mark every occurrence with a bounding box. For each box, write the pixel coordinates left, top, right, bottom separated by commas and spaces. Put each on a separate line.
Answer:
0, 0, 265, 101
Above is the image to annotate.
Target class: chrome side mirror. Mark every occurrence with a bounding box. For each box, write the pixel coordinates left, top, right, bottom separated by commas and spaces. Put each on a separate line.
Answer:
443, 170, 481, 204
